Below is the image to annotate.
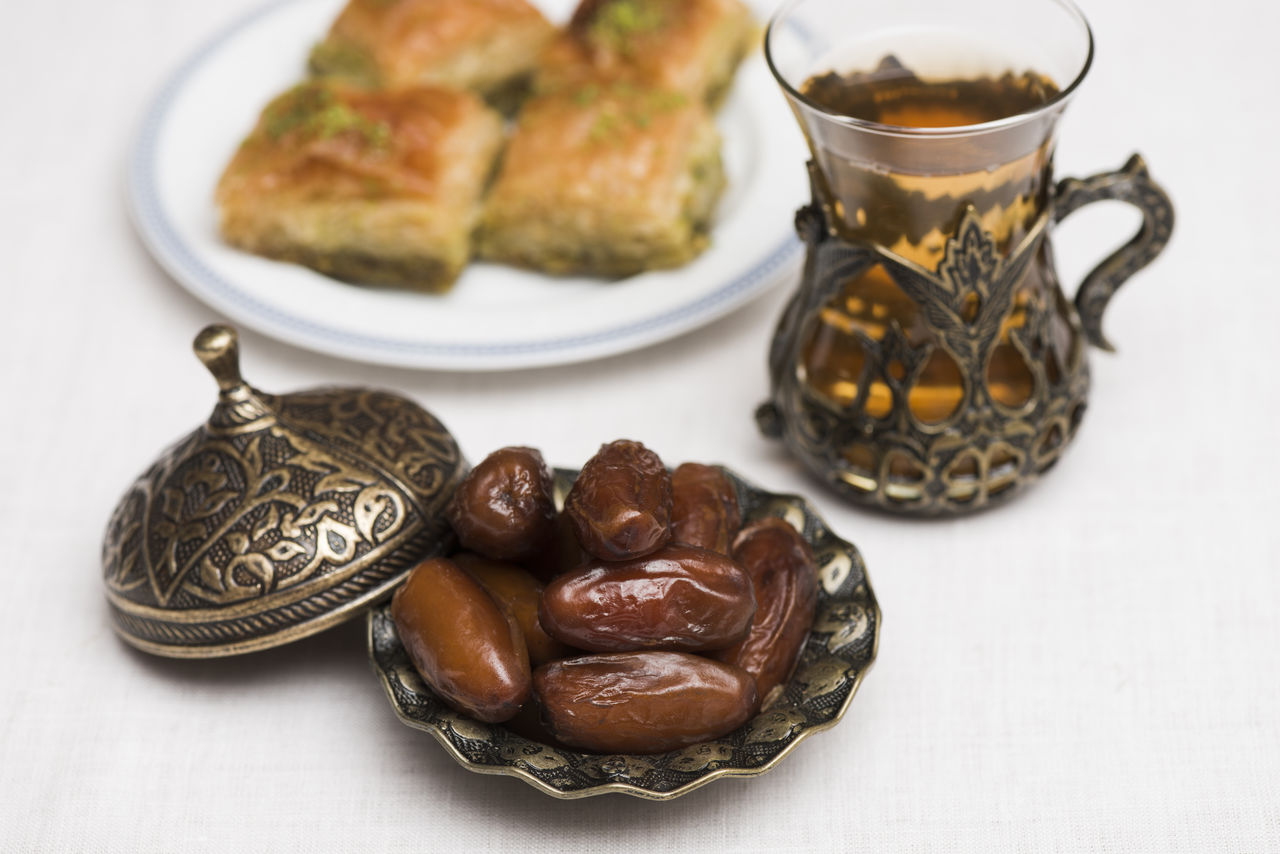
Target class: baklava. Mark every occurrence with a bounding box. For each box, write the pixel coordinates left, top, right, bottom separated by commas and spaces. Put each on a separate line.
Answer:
537, 0, 756, 105
309, 0, 555, 109
477, 83, 726, 277
216, 81, 503, 292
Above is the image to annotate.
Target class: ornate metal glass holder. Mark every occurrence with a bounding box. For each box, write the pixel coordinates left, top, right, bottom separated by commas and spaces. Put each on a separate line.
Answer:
757, 161, 1172, 516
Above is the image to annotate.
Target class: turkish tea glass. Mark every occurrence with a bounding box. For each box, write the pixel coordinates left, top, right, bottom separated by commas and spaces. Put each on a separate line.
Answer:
757, 0, 1173, 515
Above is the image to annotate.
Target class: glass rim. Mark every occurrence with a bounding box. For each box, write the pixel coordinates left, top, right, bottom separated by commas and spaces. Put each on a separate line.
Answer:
763, 0, 1096, 139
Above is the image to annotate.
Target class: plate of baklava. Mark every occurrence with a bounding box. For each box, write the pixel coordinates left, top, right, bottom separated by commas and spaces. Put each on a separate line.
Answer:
128, 0, 806, 370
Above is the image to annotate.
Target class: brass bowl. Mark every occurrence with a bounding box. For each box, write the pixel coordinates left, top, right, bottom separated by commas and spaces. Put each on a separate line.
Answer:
368, 466, 880, 800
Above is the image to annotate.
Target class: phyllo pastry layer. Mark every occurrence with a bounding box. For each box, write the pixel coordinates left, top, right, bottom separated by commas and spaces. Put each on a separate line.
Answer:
538, 0, 756, 105
309, 0, 555, 107
477, 83, 726, 277
216, 81, 503, 292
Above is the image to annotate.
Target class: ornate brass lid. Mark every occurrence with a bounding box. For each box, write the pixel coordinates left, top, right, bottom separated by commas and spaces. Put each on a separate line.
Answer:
102, 325, 467, 658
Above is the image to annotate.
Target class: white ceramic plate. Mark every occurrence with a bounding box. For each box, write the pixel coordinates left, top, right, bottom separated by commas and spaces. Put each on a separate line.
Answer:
127, 0, 807, 371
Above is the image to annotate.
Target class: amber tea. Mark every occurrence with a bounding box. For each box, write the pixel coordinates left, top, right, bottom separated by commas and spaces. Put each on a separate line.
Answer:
802, 58, 1060, 129
795, 59, 1074, 435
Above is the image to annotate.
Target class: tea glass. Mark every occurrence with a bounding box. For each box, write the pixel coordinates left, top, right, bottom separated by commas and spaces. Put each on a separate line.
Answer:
757, 0, 1174, 515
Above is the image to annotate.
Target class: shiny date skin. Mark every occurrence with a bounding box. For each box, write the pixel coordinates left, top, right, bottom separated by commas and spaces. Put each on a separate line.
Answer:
452, 552, 572, 667
446, 446, 557, 562
564, 440, 672, 561
533, 652, 759, 754
539, 544, 756, 652
712, 517, 818, 709
391, 557, 531, 723
670, 462, 741, 554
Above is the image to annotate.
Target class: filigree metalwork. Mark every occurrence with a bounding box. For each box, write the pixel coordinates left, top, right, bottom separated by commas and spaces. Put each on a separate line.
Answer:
759, 156, 1172, 516
369, 468, 880, 800
102, 325, 467, 657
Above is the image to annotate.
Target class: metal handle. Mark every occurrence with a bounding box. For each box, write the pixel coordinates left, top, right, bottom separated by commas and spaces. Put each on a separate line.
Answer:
1054, 154, 1174, 352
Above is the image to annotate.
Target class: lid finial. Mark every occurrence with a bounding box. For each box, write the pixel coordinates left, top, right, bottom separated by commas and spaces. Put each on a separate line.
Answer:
193, 324, 244, 392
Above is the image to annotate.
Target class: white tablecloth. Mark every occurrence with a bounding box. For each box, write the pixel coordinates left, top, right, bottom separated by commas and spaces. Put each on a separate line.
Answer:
2, 0, 1277, 850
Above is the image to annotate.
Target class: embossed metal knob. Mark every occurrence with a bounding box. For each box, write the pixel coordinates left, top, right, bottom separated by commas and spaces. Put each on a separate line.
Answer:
101, 325, 468, 657
193, 324, 244, 392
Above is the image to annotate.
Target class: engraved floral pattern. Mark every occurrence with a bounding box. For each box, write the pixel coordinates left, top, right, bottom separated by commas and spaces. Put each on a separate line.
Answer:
103, 382, 465, 656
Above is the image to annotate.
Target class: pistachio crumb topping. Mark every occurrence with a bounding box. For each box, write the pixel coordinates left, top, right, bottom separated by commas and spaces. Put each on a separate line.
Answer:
590, 0, 665, 49
573, 84, 601, 106
262, 84, 391, 149
589, 110, 622, 142
308, 40, 380, 87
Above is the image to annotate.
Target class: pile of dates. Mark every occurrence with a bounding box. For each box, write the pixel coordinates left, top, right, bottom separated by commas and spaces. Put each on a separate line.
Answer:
391, 440, 818, 755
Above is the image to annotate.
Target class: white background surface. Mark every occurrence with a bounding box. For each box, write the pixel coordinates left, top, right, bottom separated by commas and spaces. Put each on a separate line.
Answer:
1, 0, 1277, 850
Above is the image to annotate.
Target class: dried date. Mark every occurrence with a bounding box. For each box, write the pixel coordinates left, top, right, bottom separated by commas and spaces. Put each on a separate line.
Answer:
533, 651, 758, 754
452, 552, 572, 667
711, 518, 818, 708
446, 447, 557, 562
391, 557, 531, 723
670, 462, 741, 554
564, 440, 672, 561
539, 544, 756, 652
